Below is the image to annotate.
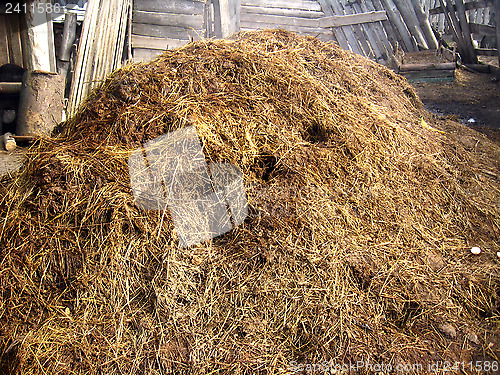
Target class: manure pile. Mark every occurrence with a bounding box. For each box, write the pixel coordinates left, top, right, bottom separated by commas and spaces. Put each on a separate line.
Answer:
1, 30, 500, 374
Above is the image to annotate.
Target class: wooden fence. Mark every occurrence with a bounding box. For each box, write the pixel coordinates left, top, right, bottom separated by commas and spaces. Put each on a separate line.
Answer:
128, 0, 499, 67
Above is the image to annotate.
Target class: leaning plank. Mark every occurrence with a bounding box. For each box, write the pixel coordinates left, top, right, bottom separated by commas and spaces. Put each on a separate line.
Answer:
241, 13, 320, 28
380, 0, 417, 51
409, 0, 439, 49
455, 0, 478, 63
133, 11, 204, 29
242, 0, 322, 11
0, 15, 10, 65
134, 0, 205, 15
393, 0, 429, 49
429, 0, 494, 15
132, 35, 190, 50
319, 11, 387, 28
371, 0, 401, 53
6, 14, 24, 66
361, 0, 394, 59
132, 23, 203, 40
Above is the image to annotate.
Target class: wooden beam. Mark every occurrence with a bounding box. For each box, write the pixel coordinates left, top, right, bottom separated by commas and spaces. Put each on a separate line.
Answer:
241, 5, 323, 19
131, 35, 190, 50
430, 0, 494, 15
241, 13, 320, 28
133, 0, 205, 15
399, 62, 456, 71
319, 11, 387, 28
0, 82, 22, 93
241, 0, 322, 11
133, 11, 204, 29
132, 23, 203, 40
475, 47, 498, 55
470, 22, 496, 36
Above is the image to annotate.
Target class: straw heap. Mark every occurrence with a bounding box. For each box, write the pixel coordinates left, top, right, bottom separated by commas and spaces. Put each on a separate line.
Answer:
1, 30, 499, 374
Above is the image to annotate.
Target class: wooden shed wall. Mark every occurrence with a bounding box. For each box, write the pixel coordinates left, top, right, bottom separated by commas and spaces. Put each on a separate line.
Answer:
239, 0, 332, 42
132, 0, 205, 62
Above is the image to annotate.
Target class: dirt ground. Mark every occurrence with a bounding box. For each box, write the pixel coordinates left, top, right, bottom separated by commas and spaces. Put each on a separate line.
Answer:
412, 67, 500, 144
0, 150, 24, 178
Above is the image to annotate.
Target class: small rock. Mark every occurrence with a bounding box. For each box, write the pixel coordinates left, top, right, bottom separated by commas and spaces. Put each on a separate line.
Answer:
439, 323, 457, 339
467, 333, 480, 345
471, 246, 481, 255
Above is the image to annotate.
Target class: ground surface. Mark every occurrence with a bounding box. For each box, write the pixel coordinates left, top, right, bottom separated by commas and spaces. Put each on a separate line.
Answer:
412, 67, 500, 144
0, 150, 24, 178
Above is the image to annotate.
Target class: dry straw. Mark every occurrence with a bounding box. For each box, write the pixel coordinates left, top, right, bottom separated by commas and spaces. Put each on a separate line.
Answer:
0, 30, 499, 374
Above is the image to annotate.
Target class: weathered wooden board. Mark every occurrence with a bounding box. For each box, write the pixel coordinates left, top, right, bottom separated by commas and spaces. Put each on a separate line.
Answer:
399, 62, 456, 71
133, 10, 204, 29
429, 0, 494, 14
239, 22, 329, 35
134, 0, 205, 15
0, 15, 10, 65
475, 48, 498, 55
133, 48, 164, 62
241, 13, 320, 27
470, 22, 496, 36
132, 35, 190, 50
242, 5, 323, 18
242, 0, 322, 11
401, 69, 454, 81
132, 23, 203, 40
319, 11, 387, 28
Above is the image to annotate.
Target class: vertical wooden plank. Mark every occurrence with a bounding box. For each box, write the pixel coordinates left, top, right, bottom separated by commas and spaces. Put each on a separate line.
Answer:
340, 0, 373, 58
359, 0, 394, 61
0, 15, 11, 65
7, 14, 24, 67
409, 0, 439, 49
213, 0, 223, 37
394, 0, 429, 48
325, 0, 365, 55
317, 0, 350, 50
381, 0, 417, 51
371, 0, 402, 52
496, 0, 500, 66
24, 0, 57, 71
349, 0, 385, 62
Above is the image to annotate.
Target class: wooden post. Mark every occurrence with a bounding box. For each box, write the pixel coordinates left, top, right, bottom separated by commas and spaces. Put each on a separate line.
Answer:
495, 0, 500, 66
58, 12, 77, 77
455, 0, 478, 63
17, 71, 65, 136
23, 0, 57, 72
